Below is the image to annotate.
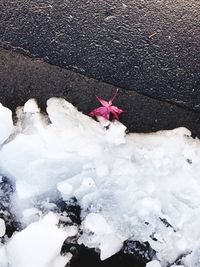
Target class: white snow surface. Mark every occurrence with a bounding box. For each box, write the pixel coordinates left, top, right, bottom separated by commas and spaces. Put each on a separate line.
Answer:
146, 260, 161, 267
6, 213, 75, 267
0, 98, 200, 266
0, 218, 6, 237
0, 103, 13, 145
79, 213, 122, 260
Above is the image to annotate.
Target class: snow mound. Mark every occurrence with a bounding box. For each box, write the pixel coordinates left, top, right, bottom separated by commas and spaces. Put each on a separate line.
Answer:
5, 212, 76, 267
0, 98, 200, 266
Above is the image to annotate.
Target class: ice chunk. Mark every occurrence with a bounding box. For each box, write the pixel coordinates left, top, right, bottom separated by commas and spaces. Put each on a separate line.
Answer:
79, 213, 122, 260
0, 103, 13, 145
83, 213, 114, 235
0, 246, 8, 267
74, 177, 96, 199
51, 253, 72, 267
23, 99, 40, 113
6, 213, 75, 267
182, 245, 200, 266
22, 207, 40, 218
146, 260, 161, 267
0, 218, 6, 237
22, 208, 41, 224
105, 120, 126, 145
46, 97, 99, 132
99, 234, 123, 261
57, 181, 73, 199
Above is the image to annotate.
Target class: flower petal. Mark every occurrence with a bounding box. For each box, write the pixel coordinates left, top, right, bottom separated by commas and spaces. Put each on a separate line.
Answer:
96, 96, 110, 107
110, 110, 120, 120
89, 107, 110, 120
110, 105, 124, 115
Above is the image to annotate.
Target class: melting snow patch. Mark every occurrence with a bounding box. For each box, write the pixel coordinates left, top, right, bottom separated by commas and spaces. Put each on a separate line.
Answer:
0, 98, 200, 266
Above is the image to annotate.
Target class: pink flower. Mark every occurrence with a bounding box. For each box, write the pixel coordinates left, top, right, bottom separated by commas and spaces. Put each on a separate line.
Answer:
89, 89, 124, 121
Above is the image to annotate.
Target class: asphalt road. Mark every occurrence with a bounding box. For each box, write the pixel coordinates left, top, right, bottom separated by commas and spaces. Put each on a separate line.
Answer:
1, 48, 200, 137
0, 0, 199, 111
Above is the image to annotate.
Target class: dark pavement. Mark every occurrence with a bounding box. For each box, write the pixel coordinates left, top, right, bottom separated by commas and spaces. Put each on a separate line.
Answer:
1, 48, 200, 137
0, 0, 200, 111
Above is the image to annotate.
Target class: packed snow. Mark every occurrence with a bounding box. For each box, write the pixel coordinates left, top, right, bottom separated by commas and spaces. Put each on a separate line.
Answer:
0, 97, 200, 266
6, 213, 75, 267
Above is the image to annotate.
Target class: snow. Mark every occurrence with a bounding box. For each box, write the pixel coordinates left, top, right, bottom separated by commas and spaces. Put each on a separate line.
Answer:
0, 98, 200, 266
51, 254, 72, 267
146, 260, 161, 267
5, 213, 76, 267
23, 98, 40, 113
79, 213, 122, 260
0, 218, 6, 237
22, 207, 41, 224
0, 246, 8, 267
0, 103, 13, 145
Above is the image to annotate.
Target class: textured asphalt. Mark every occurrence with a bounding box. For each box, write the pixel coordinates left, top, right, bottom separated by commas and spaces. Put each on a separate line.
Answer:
0, 0, 199, 111
1, 48, 200, 137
